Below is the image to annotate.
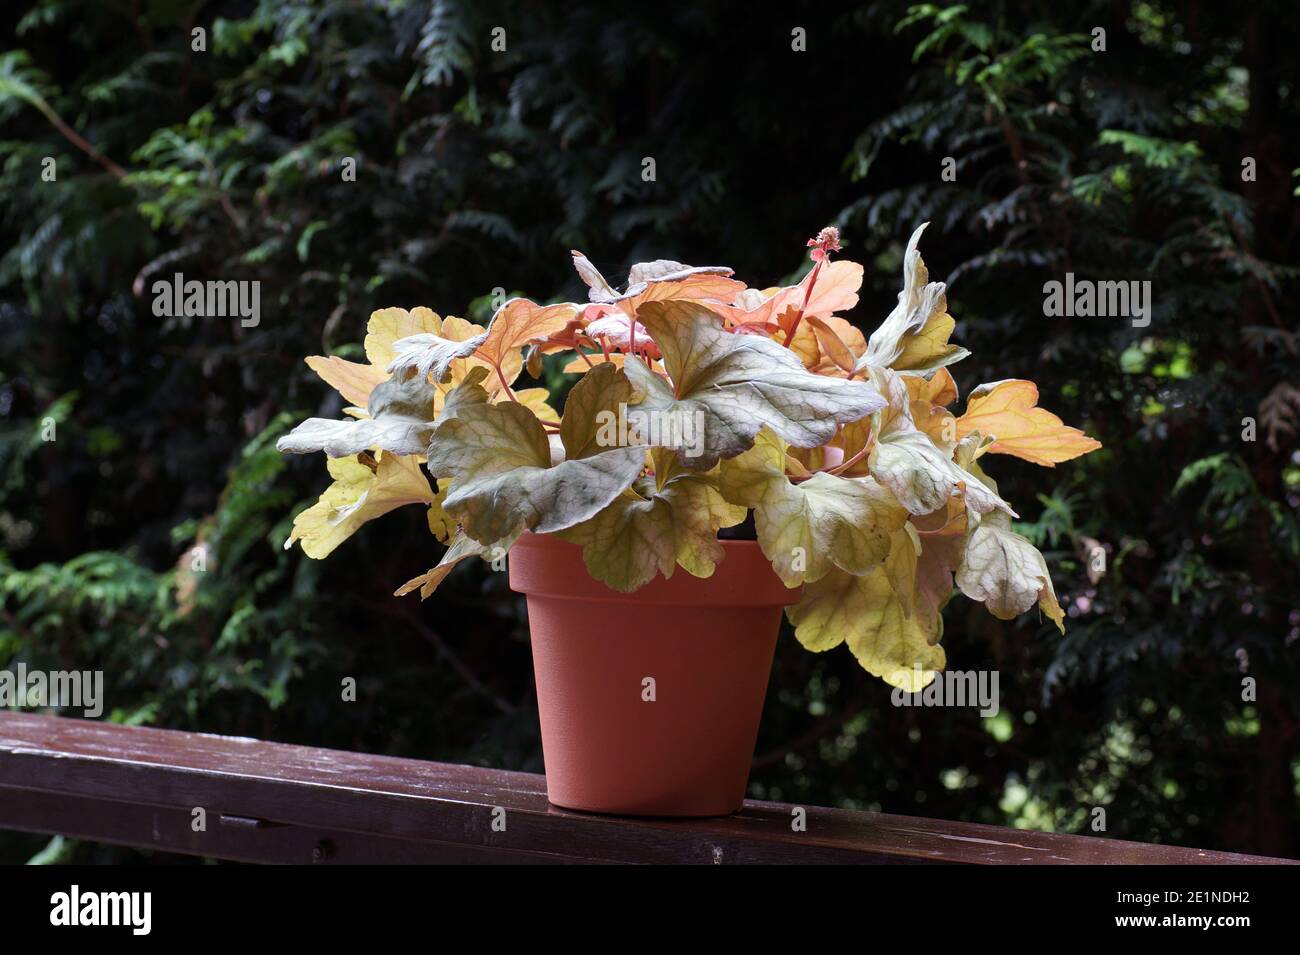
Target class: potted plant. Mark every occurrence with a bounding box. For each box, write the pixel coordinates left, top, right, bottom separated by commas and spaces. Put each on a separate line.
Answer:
276, 225, 1101, 817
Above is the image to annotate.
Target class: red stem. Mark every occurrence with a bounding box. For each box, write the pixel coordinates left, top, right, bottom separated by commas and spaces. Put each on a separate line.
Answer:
780, 258, 824, 347
492, 361, 519, 402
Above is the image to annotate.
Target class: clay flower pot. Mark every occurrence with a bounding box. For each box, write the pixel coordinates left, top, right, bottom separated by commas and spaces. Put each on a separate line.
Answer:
509, 531, 800, 817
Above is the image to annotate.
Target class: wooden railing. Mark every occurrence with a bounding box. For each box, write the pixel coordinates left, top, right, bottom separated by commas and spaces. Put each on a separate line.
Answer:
0, 712, 1292, 865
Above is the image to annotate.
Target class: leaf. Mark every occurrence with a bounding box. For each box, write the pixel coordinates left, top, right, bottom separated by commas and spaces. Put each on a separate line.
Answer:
858, 223, 969, 374
907, 367, 958, 407
395, 530, 517, 600
438, 366, 491, 419
387, 330, 486, 382
719, 260, 862, 332
277, 372, 440, 457
787, 528, 945, 691
868, 369, 1012, 518
302, 306, 443, 408
286, 452, 435, 559
475, 298, 578, 367
627, 301, 887, 469
912, 497, 968, 621
426, 484, 456, 543
426, 379, 646, 543
804, 315, 856, 374
719, 429, 905, 586
373, 307, 525, 400
384, 298, 569, 389
905, 367, 959, 446
512, 388, 558, 423
803, 260, 866, 317
1259, 382, 1300, 452
893, 312, 968, 373
560, 362, 633, 460
559, 452, 746, 591
955, 510, 1065, 633
586, 313, 648, 351
304, 355, 388, 407
364, 306, 444, 368
956, 380, 1102, 466
571, 251, 621, 303
627, 259, 735, 287
573, 251, 743, 308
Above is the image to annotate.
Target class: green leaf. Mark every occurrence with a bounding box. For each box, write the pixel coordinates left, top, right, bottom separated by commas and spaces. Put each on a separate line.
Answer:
559, 450, 746, 591
560, 362, 633, 460
719, 428, 906, 586
628, 301, 886, 469
426, 379, 646, 544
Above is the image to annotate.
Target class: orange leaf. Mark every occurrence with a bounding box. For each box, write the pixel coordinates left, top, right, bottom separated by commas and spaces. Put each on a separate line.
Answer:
956, 380, 1101, 467
803, 260, 864, 317
805, 315, 856, 374
304, 356, 387, 407
905, 367, 958, 407
620, 273, 746, 314
478, 300, 579, 367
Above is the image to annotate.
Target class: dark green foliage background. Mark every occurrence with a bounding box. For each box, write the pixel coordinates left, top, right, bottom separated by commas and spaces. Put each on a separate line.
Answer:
1, 0, 1297, 862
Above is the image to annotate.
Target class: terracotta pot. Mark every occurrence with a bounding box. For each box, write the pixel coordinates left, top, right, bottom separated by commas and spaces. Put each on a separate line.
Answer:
508, 531, 800, 817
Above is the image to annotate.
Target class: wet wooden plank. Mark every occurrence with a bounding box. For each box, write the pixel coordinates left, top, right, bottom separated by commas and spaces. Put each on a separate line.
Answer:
0, 712, 1292, 865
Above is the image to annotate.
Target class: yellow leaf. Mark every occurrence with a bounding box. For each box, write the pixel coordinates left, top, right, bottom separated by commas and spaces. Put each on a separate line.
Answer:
286, 453, 435, 559
396, 531, 516, 600
719, 429, 905, 586
893, 311, 965, 372
905, 367, 958, 407
787, 528, 945, 690
365, 306, 443, 369
956, 380, 1102, 467
860, 224, 969, 375
510, 388, 558, 423
426, 484, 456, 544
904, 369, 960, 448
784, 314, 820, 367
